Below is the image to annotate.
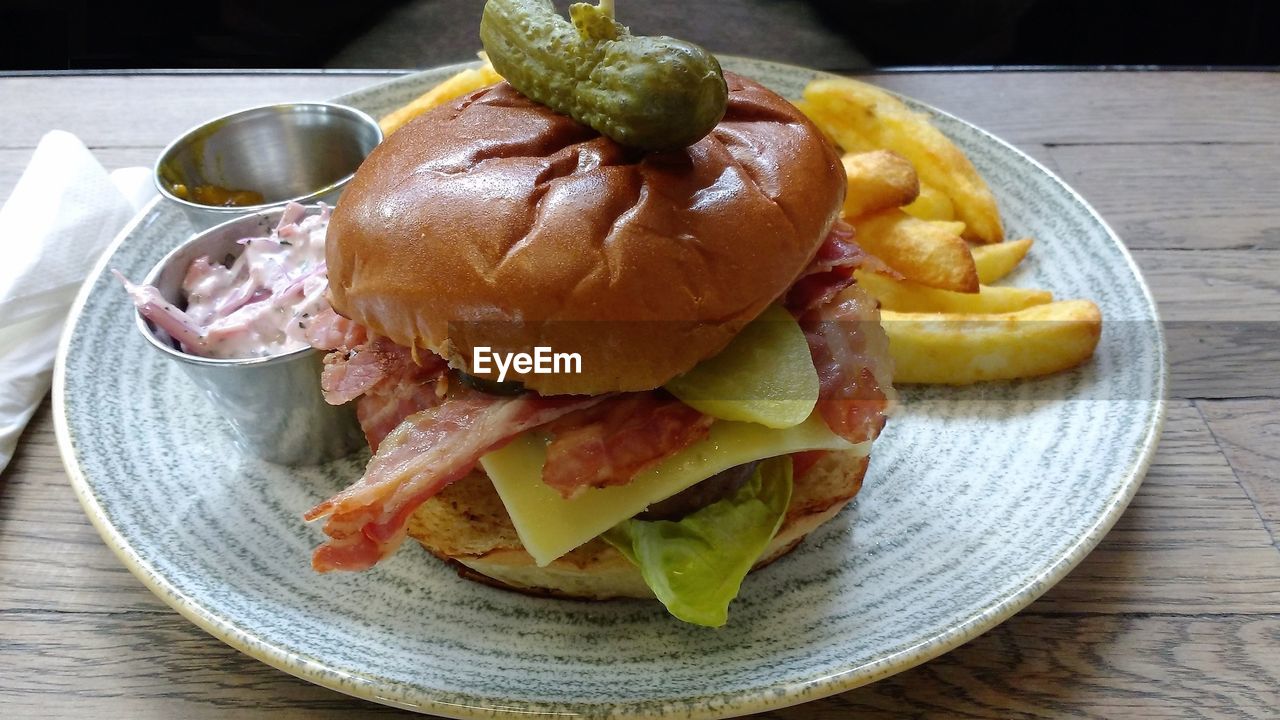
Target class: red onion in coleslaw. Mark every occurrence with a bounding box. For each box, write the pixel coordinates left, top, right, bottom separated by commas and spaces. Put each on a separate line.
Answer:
118, 203, 334, 359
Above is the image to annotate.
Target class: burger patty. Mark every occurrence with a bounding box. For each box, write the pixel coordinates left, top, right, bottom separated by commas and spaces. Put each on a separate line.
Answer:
636, 460, 761, 521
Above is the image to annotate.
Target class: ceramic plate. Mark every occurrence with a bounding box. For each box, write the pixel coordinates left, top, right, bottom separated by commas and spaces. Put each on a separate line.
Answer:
55, 58, 1165, 718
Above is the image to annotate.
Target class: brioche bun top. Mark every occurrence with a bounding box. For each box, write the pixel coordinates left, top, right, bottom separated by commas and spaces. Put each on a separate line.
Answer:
326, 72, 844, 394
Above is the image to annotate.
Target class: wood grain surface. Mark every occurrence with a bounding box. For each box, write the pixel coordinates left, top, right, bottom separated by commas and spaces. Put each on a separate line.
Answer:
1, 69, 1277, 719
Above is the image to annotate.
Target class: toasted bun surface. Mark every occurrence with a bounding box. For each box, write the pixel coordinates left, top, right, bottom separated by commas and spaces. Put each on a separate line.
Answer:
405, 450, 868, 600
327, 73, 845, 395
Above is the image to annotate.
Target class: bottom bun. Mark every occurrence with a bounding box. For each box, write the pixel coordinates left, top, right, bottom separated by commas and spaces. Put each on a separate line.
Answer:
406, 450, 869, 600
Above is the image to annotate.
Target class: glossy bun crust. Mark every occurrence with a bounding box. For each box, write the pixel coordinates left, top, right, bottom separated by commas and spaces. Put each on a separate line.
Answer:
406, 449, 869, 600
327, 73, 845, 394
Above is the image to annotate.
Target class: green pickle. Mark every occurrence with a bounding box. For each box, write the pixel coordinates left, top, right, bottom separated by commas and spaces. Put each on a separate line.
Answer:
665, 305, 820, 429
480, 0, 729, 151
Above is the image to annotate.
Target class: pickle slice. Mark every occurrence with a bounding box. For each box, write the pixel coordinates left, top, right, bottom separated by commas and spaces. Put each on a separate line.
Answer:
666, 305, 820, 429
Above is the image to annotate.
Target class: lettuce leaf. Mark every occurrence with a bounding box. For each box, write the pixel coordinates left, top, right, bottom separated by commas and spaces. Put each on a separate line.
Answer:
603, 456, 793, 627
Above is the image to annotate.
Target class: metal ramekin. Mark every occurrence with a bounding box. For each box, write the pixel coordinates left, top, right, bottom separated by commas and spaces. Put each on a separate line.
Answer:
132, 205, 363, 466
154, 102, 381, 229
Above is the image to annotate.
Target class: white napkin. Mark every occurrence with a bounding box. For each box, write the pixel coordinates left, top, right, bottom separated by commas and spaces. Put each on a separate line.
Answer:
0, 130, 157, 474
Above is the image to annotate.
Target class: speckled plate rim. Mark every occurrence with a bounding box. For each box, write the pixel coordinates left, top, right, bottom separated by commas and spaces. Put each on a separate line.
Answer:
54, 58, 1167, 719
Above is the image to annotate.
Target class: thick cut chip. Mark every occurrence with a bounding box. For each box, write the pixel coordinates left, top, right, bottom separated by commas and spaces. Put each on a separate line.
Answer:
903, 181, 956, 222
853, 269, 1052, 314
840, 150, 919, 219
881, 300, 1102, 384
972, 237, 1034, 284
851, 209, 979, 293
380, 62, 504, 136
803, 77, 1004, 243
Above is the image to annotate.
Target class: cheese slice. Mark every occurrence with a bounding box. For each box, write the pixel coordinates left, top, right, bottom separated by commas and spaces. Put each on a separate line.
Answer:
480, 413, 867, 566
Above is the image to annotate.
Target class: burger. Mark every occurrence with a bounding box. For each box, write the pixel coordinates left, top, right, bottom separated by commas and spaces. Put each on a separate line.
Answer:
303, 71, 894, 627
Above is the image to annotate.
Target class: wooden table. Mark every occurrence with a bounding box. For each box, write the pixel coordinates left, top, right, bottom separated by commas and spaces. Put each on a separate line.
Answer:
2, 70, 1277, 718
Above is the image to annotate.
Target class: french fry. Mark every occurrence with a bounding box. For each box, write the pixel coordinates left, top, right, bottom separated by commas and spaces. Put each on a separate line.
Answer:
972, 237, 1034, 284
851, 209, 979, 293
797, 99, 872, 152
380, 62, 504, 136
803, 77, 1004, 244
841, 150, 919, 219
854, 269, 1052, 313
880, 300, 1102, 384
902, 181, 955, 222
792, 99, 822, 135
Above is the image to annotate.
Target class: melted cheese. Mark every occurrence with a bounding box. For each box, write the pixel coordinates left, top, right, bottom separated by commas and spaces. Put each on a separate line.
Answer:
479, 413, 867, 566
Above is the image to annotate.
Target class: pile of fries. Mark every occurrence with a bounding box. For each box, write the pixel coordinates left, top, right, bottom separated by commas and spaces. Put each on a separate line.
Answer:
382, 65, 1101, 385
799, 78, 1101, 384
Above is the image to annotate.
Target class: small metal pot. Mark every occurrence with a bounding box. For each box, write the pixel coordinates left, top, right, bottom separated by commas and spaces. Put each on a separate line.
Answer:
154, 102, 381, 229
132, 205, 363, 466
